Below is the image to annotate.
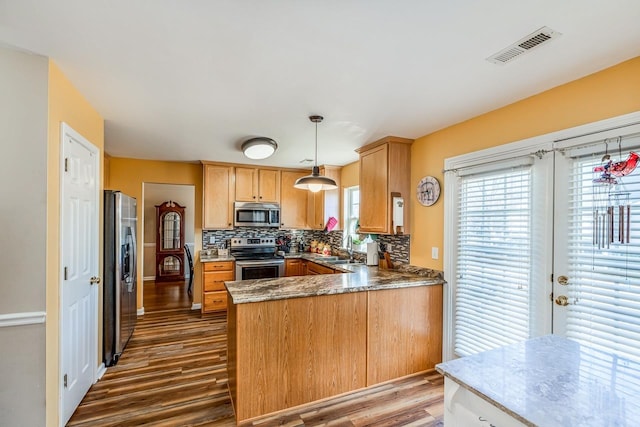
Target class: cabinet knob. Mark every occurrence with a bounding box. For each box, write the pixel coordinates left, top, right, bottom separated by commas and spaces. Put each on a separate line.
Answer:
253, 196, 256, 199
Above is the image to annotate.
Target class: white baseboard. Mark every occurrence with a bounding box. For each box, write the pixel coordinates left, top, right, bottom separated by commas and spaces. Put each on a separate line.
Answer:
0, 311, 46, 327
191, 303, 201, 310
137, 307, 145, 316
96, 363, 106, 380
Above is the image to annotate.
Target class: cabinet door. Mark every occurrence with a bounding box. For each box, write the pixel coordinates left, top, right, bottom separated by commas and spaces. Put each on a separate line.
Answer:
235, 167, 257, 201
285, 259, 303, 276
306, 166, 341, 230
203, 165, 234, 229
359, 145, 389, 233
258, 169, 280, 203
307, 192, 323, 230
280, 171, 309, 229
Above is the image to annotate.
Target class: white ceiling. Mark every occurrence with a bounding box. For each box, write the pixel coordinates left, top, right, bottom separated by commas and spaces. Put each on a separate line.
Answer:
1, 1, 639, 168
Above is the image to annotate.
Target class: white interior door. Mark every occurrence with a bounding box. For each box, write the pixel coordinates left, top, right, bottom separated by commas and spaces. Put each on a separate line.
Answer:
60, 123, 99, 425
553, 132, 640, 361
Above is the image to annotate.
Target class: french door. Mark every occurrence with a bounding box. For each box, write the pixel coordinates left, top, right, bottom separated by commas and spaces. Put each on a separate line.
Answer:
552, 132, 640, 361
444, 113, 640, 361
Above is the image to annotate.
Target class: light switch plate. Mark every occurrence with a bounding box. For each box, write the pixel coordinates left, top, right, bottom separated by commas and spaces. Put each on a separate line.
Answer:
431, 247, 439, 260
208, 235, 215, 244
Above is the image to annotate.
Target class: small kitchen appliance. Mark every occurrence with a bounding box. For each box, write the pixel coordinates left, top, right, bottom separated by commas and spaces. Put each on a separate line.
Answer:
234, 202, 280, 227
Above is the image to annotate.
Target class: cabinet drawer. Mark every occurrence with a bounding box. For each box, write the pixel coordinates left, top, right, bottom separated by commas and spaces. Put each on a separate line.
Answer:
203, 261, 234, 272
204, 271, 234, 292
203, 291, 228, 312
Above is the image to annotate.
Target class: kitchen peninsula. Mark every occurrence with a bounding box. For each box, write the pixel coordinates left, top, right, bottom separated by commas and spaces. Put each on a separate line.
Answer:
225, 260, 444, 423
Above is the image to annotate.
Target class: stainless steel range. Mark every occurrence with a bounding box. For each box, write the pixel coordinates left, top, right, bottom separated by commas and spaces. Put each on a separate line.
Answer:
231, 237, 285, 280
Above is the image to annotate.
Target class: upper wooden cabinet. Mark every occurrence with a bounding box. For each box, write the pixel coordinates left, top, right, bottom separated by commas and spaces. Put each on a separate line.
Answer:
306, 166, 341, 230
235, 167, 280, 203
280, 171, 308, 229
356, 137, 412, 235
203, 164, 234, 229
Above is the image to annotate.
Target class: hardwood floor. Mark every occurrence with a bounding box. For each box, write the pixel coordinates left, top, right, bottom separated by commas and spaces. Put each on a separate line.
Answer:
143, 278, 193, 312
68, 307, 444, 426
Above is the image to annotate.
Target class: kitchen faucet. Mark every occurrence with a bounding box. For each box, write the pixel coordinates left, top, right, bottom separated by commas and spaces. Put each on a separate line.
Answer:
346, 235, 354, 261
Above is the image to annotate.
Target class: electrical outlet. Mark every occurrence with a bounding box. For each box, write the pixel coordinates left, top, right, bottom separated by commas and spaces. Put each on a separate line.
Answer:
387, 244, 392, 252
208, 235, 215, 244
432, 247, 439, 260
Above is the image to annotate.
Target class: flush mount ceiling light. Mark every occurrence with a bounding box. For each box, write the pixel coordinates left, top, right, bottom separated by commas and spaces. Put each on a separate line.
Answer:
241, 137, 278, 160
294, 115, 338, 193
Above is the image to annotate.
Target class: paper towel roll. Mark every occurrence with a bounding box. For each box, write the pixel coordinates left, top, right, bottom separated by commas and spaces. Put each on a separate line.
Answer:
366, 242, 379, 266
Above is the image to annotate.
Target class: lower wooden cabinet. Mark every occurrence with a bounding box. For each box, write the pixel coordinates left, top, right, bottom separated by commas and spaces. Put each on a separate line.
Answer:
306, 261, 335, 275
202, 261, 234, 313
286, 259, 335, 276
284, 259, 304, 276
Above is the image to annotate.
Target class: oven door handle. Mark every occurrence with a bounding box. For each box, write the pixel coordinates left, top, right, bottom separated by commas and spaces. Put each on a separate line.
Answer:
236, 259, 284, 266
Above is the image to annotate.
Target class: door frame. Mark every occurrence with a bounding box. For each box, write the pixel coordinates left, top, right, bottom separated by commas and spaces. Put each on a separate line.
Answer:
58, 122, 101, 426
443, 110, 640, 362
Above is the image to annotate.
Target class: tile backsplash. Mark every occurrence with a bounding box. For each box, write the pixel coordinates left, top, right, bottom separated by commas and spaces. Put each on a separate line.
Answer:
202, 228, 410, 264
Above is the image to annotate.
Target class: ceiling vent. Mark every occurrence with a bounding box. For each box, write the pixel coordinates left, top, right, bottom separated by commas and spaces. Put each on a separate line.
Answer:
487, 26, 561, 65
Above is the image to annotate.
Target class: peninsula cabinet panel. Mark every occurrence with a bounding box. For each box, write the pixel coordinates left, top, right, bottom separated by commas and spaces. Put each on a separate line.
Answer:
228, 293, 367, 422
366, 285, 443, 385
280, 171, 308, 229
203, 164, 234, 229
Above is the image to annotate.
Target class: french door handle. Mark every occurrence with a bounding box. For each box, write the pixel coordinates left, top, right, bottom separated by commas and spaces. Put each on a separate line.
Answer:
555, 295, 569, 306
557, 275, 569, 285
90, 276, 101, 285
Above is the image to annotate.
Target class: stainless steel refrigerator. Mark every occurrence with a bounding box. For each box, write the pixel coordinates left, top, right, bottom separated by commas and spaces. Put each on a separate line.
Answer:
103, 190, 138, 366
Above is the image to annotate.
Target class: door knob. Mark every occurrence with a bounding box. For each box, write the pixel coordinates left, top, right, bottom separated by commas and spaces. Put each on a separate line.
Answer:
557, 275, 569, 285
555, 295, 569, 306
90, 276, 101, 285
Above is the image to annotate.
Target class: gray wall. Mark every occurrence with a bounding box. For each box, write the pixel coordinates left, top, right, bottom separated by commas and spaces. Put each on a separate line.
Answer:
0, 44, 48, 425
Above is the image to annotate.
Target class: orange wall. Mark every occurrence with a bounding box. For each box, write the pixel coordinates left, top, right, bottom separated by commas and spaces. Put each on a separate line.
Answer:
410, 56, 640, 270
47, 60, 104, 427
107, 158, 203, 308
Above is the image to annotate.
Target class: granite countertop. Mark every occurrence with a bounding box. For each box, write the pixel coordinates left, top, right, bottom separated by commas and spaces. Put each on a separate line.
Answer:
436, 335, 640, 427
200, 255, 236, 262
225, 257, 444, 304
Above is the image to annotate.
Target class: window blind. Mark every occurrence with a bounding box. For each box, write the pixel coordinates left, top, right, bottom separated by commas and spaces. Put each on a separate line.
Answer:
455, 166, 533, 357
566, 154, 640, 362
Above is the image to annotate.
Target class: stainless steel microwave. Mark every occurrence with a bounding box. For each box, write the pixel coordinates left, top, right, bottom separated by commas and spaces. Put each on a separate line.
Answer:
234, 202, 280, 227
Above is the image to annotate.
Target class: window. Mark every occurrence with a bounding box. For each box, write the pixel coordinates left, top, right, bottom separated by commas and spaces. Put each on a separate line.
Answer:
343, 186, 359, 247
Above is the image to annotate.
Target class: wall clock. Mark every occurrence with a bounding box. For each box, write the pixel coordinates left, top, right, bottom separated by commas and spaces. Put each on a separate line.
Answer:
417, 176, 440, 206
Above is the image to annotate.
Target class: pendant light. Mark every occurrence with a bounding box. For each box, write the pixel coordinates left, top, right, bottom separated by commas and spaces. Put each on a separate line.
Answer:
294, 115, 338, 192
241, 137, 278, 160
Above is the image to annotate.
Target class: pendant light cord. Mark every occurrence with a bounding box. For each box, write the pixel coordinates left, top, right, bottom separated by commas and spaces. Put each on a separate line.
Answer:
314, 121, 318, 167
